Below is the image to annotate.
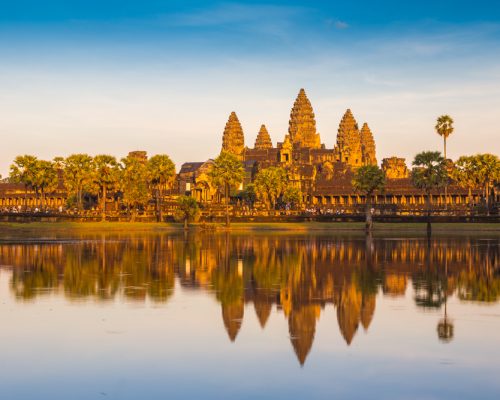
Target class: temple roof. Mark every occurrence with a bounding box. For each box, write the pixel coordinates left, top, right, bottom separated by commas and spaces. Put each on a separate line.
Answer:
288, 88, 321, 149
222, 111, 245, 158
254, 124, 273, 150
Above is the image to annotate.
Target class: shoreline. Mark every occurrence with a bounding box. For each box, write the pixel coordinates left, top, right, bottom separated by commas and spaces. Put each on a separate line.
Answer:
0, 221, 499, 234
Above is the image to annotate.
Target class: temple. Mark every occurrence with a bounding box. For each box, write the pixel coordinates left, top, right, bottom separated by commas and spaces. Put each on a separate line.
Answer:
0, 88, 493, 215
178, 88, 476, 211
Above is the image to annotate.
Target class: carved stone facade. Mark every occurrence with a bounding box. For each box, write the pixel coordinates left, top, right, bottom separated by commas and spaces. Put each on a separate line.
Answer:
254, 125, 273, 150
288, 89, 321, 149
360, 123, 377, 166
381, 157, 409, 179
222, 112, 245, 159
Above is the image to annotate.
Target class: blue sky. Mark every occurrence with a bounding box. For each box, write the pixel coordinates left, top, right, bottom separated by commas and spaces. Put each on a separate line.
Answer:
1, 1, 499, 175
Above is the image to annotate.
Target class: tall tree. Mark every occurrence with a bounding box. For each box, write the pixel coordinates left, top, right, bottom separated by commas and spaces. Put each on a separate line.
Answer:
93, 155, 119, 221
9, 155, 38, 211
33, 160, 59, 210
352, 165, 385, 232
147, 154, 176, 222
412, 151, 448, 235
120, 155, 150, 222
63, 154, 94, 210
174, 195, 200, 229
435, 115, 454, 208
208, 151, 245, 227
254, 166, 288, 210
283, 186, 303, 211
450, 156, 481, 213
474, 154, 500, 215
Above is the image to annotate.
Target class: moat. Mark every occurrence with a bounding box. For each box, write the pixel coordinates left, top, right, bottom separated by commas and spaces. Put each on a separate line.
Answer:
0, 232, 499, 399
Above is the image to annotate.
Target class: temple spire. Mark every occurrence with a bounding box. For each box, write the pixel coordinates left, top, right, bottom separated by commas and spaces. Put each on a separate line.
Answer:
334, 109, 363, 168
222, 111, 245, 159
360, 123, 377, 166
254, 124, 273, 150
288, 88, 321, 149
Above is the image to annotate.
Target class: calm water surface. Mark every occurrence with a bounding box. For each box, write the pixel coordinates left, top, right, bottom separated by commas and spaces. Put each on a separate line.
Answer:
0, 232, 499, 399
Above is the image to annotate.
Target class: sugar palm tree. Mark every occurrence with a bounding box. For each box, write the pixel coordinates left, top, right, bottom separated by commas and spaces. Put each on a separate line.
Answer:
208, 151, 245, 227
474, 154, 500, 215
33, 160, 59, 211
254, 166, 288, 210
93, 155, 120, 221
9, 155, 38, 211
120, 154, 150, 222
174, 195, 200, 229
451, 156, 480, 214
435, 115, 454, 208
147, 154, 176, 222
435, 115, 454, 160
352, 165, 385, 232
412, 151, 448, 236
63, 154, 94, 210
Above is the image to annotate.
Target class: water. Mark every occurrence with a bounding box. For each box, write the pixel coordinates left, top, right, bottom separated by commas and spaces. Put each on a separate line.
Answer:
0, 232, 499, 399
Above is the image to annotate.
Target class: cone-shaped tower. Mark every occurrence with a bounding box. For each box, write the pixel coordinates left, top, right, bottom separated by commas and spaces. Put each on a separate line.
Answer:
288, 89, 321, 149
336, 283, 362, 345
360, 123, 377, 166
254, 124, 273, 150
289, 305, 318, 366
222, 112, 245, 159
222, 301, 244, 342
360, 294, 376, 331
334, 109, 363, 168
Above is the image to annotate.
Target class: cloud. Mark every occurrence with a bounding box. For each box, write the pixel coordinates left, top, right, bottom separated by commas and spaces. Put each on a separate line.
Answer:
325, 18, 349, 30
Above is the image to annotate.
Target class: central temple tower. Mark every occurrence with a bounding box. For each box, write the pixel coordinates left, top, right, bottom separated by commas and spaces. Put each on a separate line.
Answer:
288, 89, 321, 149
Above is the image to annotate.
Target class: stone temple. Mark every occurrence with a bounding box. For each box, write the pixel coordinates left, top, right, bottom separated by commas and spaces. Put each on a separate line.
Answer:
179, 88, 474, 209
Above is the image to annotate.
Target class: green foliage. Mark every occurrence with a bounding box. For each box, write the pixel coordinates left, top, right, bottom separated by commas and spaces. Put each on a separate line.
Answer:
147, 154, 176, 188
451, 155, 481, 191
241, 183, 257, 206
9, 155, 38, 189
352, 165, 385, 196
282, 186, 302, 209
208, 151, 245, 193
174, 195, 200, 226
435, 115, 454, 140
254, 166, 287, 209
63, 154, 94, 209
120, 155, 150, 219
411, 151, 448, 194
33, 159, 59, 195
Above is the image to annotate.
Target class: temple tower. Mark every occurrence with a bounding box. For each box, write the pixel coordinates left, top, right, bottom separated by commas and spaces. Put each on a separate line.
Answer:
360, 123, 377, 166
288, 88, 321, 149
222, 111, 245, 159
254, 124, 273, 149
334, 109, 363, 168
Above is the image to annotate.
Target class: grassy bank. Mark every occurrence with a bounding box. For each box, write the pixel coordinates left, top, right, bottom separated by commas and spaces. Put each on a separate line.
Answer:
0, 221, 499, 234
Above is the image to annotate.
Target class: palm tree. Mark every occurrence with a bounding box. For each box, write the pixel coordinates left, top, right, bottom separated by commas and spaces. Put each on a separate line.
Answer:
352, 165, 386, 232
474, 154, 500, 215
147, 154, 176, 222
208, 151, 245, 227
63, 154, 94, 210
435, 115, 454, 208
93, 155, 119, 221
435, 115, 454, 160
451, 156, 480, 214
9, 155, 38, 211
174, 195, 200, 229
411, 151, 448, 236
120, 155, 150, 222
254, 166, 288, 210
33, 160, 59, 211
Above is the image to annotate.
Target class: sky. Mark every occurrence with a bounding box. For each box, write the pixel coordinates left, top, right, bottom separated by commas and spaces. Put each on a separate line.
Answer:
1, 0, 500, 176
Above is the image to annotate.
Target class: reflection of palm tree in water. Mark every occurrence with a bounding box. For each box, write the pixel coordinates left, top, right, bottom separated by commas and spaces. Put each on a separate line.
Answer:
437, 244, 454, 343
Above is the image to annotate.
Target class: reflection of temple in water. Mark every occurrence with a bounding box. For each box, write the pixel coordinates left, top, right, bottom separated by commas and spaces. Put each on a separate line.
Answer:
1, 234, 499, 365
